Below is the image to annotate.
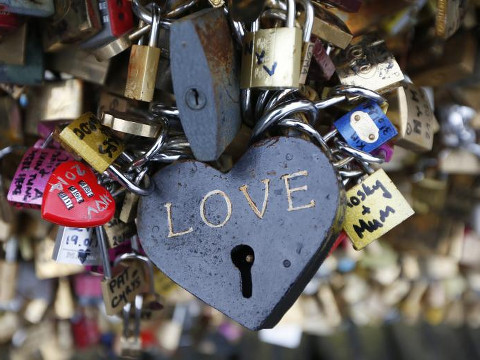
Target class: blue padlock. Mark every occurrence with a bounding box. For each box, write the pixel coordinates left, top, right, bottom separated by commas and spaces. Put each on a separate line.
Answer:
333, 101, 398, 153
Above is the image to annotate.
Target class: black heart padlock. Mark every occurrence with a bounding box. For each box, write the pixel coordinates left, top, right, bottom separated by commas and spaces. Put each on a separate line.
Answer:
137, 137, 345, 330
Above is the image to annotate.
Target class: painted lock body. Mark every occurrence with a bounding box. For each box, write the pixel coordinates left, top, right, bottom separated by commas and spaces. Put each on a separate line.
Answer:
7, 147, 73, 209
170, 7, 241, 161
137, 137, 345, 330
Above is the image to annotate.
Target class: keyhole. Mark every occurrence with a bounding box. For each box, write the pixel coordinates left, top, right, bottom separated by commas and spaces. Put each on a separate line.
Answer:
192, 89, 200, 106
231, 245, 254, 298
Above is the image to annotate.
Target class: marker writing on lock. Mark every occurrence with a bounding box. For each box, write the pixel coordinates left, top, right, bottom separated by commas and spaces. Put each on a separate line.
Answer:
353, 205, 396, 239
108, 266, 142, 309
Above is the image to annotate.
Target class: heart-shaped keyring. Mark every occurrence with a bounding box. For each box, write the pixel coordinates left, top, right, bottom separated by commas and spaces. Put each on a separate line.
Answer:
137, 137, 345, 330
41, 161, 115, 227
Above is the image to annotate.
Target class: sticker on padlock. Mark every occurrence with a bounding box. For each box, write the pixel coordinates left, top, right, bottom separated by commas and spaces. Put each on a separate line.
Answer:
58, 113, 124, 174
333, 101, 398, 153
240, 1, 302, 89
138, 136, 345, 330
170, 7, 241, 161
7, 146, 73, 209
343, 169, 414, 250
35, 228, 84, 279
41, 160, 116, 227
53, 226, 101, 266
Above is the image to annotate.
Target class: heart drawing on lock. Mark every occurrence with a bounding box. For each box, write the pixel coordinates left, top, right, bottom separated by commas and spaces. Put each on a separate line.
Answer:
137, 137, 345, 330
42, 160, 115, 227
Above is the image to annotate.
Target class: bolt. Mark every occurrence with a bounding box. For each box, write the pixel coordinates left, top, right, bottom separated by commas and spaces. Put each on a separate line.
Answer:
354, 114, 361, 121
369, 134, 376, 140
185, 88, 207, 110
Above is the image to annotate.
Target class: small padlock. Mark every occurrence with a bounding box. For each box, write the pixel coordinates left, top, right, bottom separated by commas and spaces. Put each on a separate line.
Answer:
307, 36, 336, 82
124, 5, 161, 102
34, 227, 84, 279
58, 112, 124, 174
333, 33, 405, 93
330, 100, 398, 153
343, 168, 414, 250
435, 0, 467, 39
100, 110, 162, 138
7, 144, 73, 209
120, 297, 142, 358
0, 23, 44, 85
386, 82, 437, 152
240, 0, 302, 89
81, 0, 134, 49
52, 226, 101, 266
54, 277, 76, 319
96, 227, 147, 315
305, 4, 353, 49
43, 0, 102, 52
0, 23, 27, 66
103, 214, 136, 248
170, 7, 242, 161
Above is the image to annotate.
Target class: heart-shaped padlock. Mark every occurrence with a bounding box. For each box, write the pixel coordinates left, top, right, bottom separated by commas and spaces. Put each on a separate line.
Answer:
41, 161, 115, 227
137, 137, 345, 330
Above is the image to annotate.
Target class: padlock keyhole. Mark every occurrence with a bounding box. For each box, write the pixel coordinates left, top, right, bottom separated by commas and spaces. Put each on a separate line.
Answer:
231, 245, 254, 299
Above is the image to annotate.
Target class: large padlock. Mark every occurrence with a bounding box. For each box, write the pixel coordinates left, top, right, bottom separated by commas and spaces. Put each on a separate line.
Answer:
170, 7, 241, 161
240, 0, 302, 89
124, 5, 161, 102
137, 136, 345, 330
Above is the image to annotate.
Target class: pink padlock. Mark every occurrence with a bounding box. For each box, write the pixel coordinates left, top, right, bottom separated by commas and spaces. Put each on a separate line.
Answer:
371, 142, 394, 162
7, 146, 73, 209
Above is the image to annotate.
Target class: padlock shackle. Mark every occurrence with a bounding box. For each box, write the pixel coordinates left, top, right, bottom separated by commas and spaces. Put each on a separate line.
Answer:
96, 226, 112, 279
106, 165, 154, 196
287, 0, 296, 28
149, 6, 161, 48
128, 121, 168, 171
251, 99, 318, 142
297, 0, 314, 42
276, 118, 329, 153
264, 89, 298, 115
328, 85, 387, 106
334, 140, 384, 164
114, 253, 155, 294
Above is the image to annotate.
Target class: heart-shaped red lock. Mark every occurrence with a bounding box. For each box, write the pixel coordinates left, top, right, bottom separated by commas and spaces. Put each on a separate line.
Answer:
41, 161, 115, 227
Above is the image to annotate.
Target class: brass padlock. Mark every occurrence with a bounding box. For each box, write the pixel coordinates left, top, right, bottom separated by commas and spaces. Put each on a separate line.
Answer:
387, 82, 438, 152
124, 6, 161, 102
307, 3, 353, 49
240, 0, 302, 89
334, 33, 404, 94
343, 169, 414, 250
59, 112, 124, 173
